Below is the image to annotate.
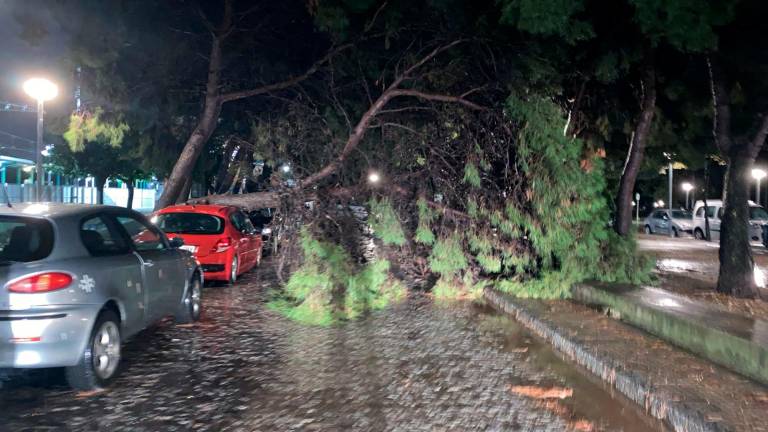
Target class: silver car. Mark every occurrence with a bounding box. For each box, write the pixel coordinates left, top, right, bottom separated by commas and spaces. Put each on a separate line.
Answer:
643, 208, 694, 237
0, 203, 202, 389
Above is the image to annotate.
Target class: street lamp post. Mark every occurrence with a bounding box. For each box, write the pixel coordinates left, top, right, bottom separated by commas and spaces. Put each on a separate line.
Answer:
23, 78, 58, 202
752, 168, 766, 206
681, 182, 693, 210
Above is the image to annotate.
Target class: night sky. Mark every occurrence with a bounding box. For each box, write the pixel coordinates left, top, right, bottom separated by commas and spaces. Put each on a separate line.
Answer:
0, 1, 68, 156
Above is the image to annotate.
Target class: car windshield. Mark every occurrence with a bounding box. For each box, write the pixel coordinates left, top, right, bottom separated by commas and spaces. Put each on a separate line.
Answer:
155, 212, 225, 235
671, 210, 692, 219
750, 207, 768, 220
0, 216, 54, 262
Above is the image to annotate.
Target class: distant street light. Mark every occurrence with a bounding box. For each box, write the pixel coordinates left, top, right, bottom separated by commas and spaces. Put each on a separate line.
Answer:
281, 164, 291, 173
681, 182, 693, 210
367, 171, 381, 184
752, 168, 766, 206
23, 78, 58, 202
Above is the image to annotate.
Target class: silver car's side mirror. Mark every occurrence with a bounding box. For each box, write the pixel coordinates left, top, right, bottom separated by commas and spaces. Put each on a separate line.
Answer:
169, 237, 184, 248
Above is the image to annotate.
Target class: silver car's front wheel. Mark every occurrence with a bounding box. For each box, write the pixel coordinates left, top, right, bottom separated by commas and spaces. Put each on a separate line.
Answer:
177, 275, 202, 324
65, 310, 121, 390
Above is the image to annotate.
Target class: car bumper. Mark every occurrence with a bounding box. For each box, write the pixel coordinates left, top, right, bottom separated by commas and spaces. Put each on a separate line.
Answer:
0, 305, 100, 369
196, 250, 231, 281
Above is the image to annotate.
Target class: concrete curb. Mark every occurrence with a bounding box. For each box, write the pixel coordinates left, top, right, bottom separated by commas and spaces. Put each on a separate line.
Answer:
483, 288, 730, 432
572, 282, 768, 387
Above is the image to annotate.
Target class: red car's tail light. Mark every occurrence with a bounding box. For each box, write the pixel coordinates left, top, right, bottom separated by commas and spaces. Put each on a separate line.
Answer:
213, 237, 232, 253
7, 272, 73, 293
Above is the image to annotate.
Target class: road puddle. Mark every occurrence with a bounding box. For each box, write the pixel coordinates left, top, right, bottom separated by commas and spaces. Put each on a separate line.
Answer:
469, 301, 668, 432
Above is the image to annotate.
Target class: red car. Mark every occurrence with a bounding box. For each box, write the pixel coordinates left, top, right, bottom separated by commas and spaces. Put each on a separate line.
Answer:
152, 205, 262, 284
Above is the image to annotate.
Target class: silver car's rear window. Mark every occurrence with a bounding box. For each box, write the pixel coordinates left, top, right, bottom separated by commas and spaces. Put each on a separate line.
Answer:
154, 212, 225, 235
0, 216, 54, 262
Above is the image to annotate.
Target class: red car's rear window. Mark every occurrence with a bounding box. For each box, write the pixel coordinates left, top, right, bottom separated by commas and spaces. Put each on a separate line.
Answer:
155, 212, 225, 235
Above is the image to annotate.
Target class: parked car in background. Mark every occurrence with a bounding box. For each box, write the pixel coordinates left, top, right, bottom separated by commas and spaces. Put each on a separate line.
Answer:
643, 209, 694, 237
153, 205, 262, 284
0, 203, 202, 390
692, 200, 768, 241
248, 207, 276, 242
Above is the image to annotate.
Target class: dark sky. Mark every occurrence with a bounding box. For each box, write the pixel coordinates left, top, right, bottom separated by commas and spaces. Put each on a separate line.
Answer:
0, 0, 68, 157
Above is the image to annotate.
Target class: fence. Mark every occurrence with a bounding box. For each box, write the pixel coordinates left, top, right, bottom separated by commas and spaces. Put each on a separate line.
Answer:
2, 184, 158, 211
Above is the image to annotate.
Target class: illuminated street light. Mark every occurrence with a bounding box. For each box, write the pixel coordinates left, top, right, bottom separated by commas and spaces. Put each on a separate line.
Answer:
367, 171, 381, 184
681, 182, 693, 210
752, 168, 767, 206
23, 78, 58, 202
281, 164, 291, 173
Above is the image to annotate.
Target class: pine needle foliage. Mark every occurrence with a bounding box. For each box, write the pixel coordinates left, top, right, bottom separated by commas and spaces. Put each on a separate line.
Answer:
268, 227, 406, 325
428, 233, 468, 278
368, 197, 407, 246
415, 198, 436, 245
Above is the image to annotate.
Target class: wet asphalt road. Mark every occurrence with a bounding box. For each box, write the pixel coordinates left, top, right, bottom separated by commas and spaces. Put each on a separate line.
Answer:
0, 262, 659, 432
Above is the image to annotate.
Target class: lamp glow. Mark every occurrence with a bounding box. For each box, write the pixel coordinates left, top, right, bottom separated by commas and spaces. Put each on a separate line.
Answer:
23, 78, 58, 102
681, 182, 693, 192
753, 169, 767, 180
368, 172, 381, 184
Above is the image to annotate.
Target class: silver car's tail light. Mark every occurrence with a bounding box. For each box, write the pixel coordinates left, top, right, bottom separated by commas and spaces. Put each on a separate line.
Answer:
7, 272, 73, 293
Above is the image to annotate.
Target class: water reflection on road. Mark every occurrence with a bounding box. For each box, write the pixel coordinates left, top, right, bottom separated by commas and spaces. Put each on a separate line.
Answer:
1, 267, 663, 431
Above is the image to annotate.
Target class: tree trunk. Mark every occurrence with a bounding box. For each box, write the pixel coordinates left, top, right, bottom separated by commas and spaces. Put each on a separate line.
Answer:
126, 178, 135, 210
615, 63, 656, 236
95, 176, 106, 205
214, 138, 236, 193
155, 36, 223, 209
177, 175, 193, 204
716, 153, 758, 297
708, 56, 768, 298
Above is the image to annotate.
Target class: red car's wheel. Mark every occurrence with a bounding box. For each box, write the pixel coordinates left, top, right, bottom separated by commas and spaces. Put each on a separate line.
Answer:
228, 254, 238, 285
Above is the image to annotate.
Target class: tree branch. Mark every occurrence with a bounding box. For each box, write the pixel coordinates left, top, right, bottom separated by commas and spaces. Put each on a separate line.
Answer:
389, 89, 485, 111
708, 56, 733, 155
219, 44, 353, 103
748, 114, 768, 159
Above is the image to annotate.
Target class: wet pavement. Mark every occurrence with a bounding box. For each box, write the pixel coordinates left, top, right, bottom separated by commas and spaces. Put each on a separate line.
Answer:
638, 233, 768, 319
1, 260, 661, 432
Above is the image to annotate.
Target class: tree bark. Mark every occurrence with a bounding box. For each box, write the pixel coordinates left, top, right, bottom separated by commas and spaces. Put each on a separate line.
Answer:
155, 34, 224, 209
126, 177, 135, 210
709, 56, 768, 298
154, 37, 350, 209
717, 153, 757, 297
214, 138, 236, 193
615, 63, 656, 236
177, 175, 193, 204
188, 191, 280, 210
95, 175, 106, 205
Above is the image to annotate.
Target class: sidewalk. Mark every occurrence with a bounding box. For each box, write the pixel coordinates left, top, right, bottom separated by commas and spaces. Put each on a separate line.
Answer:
485, 289, 768, 432
638, 234, 768, 320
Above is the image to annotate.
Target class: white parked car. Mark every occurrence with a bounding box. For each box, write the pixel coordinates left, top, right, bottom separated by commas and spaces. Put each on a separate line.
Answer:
691, 199, 768, 241
643, 209, 694, 237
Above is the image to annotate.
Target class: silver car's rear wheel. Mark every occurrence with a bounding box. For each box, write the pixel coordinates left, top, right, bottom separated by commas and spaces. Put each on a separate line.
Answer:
65, 310, 121, 390
92, 321, 121, 380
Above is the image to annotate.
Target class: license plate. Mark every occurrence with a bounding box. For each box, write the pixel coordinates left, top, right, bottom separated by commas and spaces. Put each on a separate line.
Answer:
180, 245, 198, 253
